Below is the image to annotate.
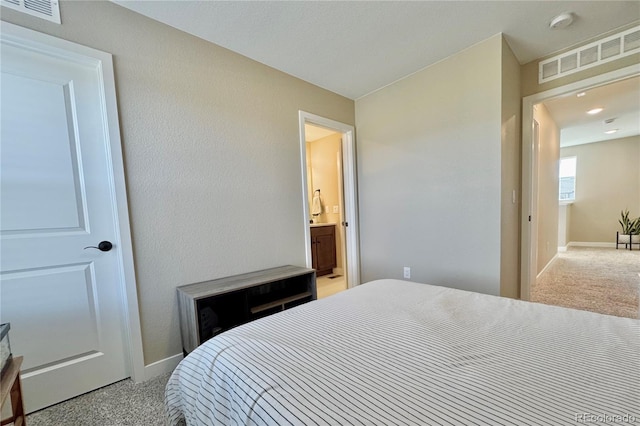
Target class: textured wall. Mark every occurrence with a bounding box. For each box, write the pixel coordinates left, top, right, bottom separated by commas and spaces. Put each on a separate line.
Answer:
557, 204, 571, 249
355, 35, 503, 296
1, 1, 354, 365
534, 104, 560, 274
561, 136, 640, 243
500, 38, 522, 299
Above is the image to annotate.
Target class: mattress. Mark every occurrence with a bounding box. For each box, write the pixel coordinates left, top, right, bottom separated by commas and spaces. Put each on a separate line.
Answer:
165, 279, 639, 425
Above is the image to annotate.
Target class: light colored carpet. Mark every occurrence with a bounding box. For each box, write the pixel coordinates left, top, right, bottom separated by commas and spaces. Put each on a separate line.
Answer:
532, 246, 640, 319
26, 373, 170, 425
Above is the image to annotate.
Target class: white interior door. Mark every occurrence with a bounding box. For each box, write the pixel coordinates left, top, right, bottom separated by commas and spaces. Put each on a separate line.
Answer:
1, 30, 131, 412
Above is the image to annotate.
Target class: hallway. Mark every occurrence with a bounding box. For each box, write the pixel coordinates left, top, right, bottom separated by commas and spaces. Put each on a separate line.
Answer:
532, 247, 639, 318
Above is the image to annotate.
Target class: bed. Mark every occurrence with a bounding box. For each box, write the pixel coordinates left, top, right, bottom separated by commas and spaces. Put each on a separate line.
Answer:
165, 279, 639, 425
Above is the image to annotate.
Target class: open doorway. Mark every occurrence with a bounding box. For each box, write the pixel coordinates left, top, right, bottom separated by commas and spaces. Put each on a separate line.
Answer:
521, 66, 640, 318
305, 124, 348, 297
298, 112, 360, 298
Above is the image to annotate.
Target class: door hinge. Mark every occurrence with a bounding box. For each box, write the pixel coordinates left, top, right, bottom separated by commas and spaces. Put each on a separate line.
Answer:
342, 221, 348, 227
528, 215, 532, 222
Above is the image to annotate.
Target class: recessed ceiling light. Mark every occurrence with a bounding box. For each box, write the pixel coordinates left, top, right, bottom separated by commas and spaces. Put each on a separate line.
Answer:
576, 92, 586, 97
604, 129, 619, 134
587, 107, 604, 115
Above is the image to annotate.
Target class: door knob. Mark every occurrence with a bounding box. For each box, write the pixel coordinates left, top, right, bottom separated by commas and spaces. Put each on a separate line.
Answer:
84, 241, 113, 252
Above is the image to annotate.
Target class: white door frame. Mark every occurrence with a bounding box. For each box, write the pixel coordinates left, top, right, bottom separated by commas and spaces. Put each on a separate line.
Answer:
299, 111, 360, 288
1, 22, 145, 382
520, 63, 640, 301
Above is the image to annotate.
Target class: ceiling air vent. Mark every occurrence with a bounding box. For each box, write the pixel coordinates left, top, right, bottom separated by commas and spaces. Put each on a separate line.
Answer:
1, 0, 60, 24
539, 25, 639, 84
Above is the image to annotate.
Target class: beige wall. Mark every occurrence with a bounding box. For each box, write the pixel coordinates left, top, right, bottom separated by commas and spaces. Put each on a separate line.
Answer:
561, 136, 640, 243
1, 1, 355, 365
355, 35, 503, 296
500, 38, 521, 299
558, 204, 571, 249
534, 104, 560, 274
307, 134, 344, 270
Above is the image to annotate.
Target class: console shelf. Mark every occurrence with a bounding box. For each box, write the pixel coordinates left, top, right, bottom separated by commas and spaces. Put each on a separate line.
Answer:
177, 265, 316, 354
250, 290, 313, 315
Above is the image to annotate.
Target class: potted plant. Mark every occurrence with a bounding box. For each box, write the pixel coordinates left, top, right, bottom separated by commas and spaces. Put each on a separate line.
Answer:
617, 209, 640, 249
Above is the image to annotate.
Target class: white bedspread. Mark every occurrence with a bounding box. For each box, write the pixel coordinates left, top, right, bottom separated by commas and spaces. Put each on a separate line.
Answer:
165, 279, 639, 425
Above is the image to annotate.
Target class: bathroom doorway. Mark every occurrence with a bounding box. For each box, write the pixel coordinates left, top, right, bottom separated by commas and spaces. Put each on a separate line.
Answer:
298, 112, 360, 297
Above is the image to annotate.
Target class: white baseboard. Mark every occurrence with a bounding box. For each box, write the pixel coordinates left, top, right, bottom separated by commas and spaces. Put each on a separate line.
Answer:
144, 353, 183, 381
558, 246, 567, 252
537, 253, 558, 280
567, 242, 616, 248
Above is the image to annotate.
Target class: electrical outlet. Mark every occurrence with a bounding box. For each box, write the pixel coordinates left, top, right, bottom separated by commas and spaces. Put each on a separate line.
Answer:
403, 267, 411, 279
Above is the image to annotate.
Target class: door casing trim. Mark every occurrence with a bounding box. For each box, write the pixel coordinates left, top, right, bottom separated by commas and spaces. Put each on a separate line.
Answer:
520, 63, 640, 301
298, 111, 361, 288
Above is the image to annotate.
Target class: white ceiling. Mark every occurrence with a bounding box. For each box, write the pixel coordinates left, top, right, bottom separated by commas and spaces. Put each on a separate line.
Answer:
543, 76, 640, 147
114, 1, 640, 100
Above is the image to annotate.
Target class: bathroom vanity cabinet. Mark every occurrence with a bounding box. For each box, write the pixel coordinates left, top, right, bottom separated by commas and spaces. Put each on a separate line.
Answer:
310, 224, 336, 277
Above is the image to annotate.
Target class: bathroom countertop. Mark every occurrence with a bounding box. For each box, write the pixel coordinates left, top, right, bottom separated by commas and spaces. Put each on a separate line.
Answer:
310, 222, 337, 227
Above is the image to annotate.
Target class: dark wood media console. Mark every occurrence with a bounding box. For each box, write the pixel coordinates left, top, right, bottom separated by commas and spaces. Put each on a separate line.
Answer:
177, 265, 317, 354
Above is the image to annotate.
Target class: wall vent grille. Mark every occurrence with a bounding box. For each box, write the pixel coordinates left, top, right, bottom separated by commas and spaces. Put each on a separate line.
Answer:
539, 25, 640, 84
624, 31, 640, 52
1, 0, 60, 24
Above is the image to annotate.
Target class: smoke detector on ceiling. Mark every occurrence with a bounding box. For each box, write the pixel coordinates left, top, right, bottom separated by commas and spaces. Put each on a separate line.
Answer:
549, 12, 575, 30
